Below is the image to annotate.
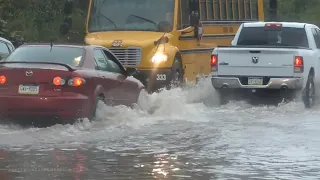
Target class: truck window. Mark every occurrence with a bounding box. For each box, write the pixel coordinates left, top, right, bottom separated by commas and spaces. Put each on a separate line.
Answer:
237, 27, 309, 48
312, 28, 320, 49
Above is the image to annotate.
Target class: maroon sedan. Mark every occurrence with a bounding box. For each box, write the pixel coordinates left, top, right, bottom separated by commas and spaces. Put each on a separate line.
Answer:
0, 43, 145, 123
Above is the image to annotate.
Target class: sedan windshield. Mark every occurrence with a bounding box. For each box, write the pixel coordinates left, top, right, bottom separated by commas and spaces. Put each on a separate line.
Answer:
5, 46, 85, 67
88, 0, 175, 32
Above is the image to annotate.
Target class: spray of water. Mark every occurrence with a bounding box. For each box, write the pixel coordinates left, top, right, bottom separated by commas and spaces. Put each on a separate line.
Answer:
0, 77, 316, 149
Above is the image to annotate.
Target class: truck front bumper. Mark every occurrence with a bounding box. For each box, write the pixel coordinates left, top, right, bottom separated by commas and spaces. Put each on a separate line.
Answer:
211, 76, 304, 90
134, 68, 174, 92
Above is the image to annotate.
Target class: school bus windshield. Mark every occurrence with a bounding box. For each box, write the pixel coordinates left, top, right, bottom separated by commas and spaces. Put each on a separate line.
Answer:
88, 0, 175, 32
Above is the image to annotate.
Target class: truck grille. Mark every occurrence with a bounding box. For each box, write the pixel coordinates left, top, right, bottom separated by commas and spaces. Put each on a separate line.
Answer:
108, 47, 142, 66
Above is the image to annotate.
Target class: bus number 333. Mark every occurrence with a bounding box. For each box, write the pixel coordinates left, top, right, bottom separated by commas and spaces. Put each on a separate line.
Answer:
156, 74, 166, 81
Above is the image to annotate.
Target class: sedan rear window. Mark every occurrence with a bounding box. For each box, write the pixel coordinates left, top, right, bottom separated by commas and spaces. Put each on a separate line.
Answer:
237, 27, 309, 48
5, 46, 85, 67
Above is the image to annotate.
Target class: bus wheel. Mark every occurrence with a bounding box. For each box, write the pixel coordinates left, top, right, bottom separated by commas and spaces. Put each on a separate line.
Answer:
169, 55, 183, 88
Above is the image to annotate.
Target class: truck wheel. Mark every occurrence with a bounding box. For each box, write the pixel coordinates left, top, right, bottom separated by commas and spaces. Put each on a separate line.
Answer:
303, 74, 315, 108
169, 55, 183, 88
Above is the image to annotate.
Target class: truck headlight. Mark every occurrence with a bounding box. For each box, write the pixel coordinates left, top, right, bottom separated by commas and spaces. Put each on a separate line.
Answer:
151, 52, 168, 63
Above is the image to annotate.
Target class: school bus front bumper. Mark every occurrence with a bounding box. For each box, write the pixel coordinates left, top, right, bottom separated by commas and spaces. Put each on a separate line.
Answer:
133, 68, 174, 92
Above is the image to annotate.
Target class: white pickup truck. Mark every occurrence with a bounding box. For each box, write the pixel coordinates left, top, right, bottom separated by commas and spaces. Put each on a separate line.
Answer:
211, 22, 320, 108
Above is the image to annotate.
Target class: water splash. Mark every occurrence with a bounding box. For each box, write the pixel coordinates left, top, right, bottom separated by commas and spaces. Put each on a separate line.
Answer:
0, 77, 313, 149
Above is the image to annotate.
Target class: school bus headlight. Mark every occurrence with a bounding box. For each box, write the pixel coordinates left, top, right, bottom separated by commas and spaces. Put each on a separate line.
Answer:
151, 52, 168, 63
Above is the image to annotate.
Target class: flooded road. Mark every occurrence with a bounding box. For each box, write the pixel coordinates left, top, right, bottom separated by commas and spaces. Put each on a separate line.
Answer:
1, 79, 320, 180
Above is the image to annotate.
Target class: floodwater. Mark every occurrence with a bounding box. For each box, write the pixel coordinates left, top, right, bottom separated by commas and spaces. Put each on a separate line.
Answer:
1, 78, 320, 180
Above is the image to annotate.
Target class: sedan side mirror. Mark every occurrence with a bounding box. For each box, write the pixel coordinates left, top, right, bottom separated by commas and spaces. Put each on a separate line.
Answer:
126, 67, 139, 77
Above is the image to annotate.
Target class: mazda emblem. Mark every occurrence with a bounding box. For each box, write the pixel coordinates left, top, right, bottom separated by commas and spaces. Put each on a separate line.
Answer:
252, 57, 259, 64
26, 70, 33, 76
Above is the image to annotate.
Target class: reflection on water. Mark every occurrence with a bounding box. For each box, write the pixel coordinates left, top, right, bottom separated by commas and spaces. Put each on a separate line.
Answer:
1, 148, 210, 180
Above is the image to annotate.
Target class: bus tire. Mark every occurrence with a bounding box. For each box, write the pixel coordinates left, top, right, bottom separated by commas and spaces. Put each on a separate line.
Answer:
169, 54, 184, 88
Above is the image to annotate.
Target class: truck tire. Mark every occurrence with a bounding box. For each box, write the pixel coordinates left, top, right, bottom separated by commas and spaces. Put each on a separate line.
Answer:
303, 74, 315, 108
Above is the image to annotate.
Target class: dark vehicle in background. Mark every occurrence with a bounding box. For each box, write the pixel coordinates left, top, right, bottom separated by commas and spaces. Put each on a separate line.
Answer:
0, 43, 144, 124
0, 37, 15, 61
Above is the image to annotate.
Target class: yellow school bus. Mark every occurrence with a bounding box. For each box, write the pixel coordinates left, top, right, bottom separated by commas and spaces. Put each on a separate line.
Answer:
61, 0, 265, 92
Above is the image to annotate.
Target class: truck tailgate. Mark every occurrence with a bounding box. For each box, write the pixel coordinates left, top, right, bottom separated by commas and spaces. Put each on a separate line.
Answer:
217, 48, 297, 77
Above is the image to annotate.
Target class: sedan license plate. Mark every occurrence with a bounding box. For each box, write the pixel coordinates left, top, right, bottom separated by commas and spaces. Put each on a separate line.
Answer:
248, 77, 263, 85
18, 85, 40, 95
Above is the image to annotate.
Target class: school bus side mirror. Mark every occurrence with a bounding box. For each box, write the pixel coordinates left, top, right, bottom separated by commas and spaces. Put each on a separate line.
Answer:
189, 11, 200, 27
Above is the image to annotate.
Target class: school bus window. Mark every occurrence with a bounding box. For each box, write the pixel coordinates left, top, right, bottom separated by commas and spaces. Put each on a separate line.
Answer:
245, 0, 250, 19
220, 0, 227, 20
227, 0, 233, 19
179, 0, 190, 29
213, 0, 220, 20
207, 0, 214, 20
232, 0, 239, 20
239, 0, 245, 19
177, 0, 182, 29
200, 0, 207, 20
88, 0, 175, 32
251, 0, 258, 20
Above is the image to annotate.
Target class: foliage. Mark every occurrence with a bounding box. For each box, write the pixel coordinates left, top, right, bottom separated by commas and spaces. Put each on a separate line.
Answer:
0, 0, 320, 46
276, 0, 320, 24
0, 0, 87, 46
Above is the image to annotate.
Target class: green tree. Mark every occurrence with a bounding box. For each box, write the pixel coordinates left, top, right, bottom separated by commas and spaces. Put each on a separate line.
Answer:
1, 0, 320, 46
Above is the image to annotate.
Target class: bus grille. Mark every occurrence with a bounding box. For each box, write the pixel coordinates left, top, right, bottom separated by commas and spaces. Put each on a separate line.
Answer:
108, 47, 142, 66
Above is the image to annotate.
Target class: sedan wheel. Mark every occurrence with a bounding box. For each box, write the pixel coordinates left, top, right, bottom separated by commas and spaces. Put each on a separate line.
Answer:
91, 96, 104, 120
